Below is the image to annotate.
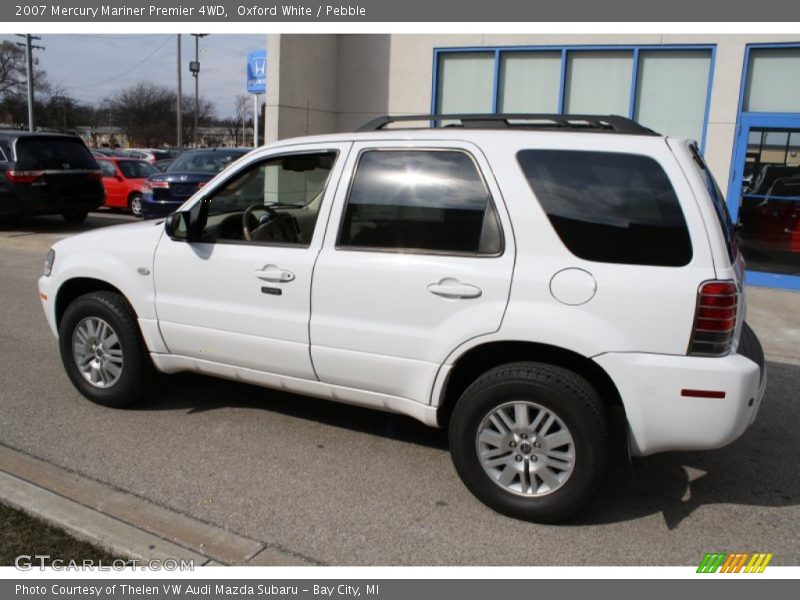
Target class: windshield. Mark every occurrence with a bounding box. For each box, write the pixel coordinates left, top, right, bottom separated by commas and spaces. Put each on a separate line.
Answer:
118, 160, 156, 179
167, 150, 245, 173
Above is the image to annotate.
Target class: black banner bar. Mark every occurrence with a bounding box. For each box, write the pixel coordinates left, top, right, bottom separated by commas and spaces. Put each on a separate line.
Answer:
4, 579, 799, 600
3, 0, 800, 22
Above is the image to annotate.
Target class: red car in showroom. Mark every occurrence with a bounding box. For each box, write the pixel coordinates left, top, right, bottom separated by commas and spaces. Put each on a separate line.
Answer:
96, 157, 157, 217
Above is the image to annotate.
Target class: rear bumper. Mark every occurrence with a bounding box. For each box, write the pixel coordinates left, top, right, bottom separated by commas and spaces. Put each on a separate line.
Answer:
0, 193, 102, 217
594, 340, 766, 456
141, 195, 183, 219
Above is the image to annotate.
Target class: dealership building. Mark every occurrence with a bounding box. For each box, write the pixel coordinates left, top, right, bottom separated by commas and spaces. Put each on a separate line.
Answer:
264, 34, 800, 290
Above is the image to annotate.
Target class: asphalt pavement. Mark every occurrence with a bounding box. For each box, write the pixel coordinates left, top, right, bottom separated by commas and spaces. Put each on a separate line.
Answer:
0, 212, 798, 566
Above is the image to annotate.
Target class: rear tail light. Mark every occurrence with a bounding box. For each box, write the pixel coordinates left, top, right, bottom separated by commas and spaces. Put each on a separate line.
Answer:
150, 180, 169, 189
196, 181, 207, 189
88, 169, 103, 181
141, 182, 152, 193
6, 170, 45, 184
688, 281, 739, 356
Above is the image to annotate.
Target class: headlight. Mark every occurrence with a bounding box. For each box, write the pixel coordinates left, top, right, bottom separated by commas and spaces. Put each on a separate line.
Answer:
43, 248, 55, 277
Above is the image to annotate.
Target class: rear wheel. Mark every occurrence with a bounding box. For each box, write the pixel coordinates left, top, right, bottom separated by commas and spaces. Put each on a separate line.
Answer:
448, 362, 609, 523
58, 291, 154, 408
128, 194, 143, 218
62, 210, 88, 223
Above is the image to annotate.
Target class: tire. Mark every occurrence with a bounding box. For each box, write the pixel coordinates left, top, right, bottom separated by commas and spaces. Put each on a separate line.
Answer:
58, 291, 154, 408
128, 194, 143, 218
62, 210, 88, 223
448, 362, 609, 523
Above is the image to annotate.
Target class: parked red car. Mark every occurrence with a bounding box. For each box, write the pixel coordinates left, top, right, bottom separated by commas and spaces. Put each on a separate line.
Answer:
96, 157, 156, 217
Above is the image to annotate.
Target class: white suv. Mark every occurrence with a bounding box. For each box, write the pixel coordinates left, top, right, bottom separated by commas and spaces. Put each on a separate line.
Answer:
38, 114, 766, 522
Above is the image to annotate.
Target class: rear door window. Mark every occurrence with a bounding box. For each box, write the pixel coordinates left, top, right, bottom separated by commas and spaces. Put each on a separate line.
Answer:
338, 149, 503, 255
517, 149, 692, 266
15, 137, 96, 170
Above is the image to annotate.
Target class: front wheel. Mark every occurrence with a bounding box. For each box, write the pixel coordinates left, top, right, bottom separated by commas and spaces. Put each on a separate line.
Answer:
448, 362, 609, 523
58, 291, 154, 408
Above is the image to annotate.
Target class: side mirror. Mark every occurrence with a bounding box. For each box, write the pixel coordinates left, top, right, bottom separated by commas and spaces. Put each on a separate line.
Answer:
115, 174, 124, 181
164, 211, 190, 240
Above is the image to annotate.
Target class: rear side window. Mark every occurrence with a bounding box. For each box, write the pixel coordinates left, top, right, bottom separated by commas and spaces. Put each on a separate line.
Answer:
689, 144, 737, 263
338, 150, 502, 255
118, 160, 156, 179
517, 150, 692, 266
14, 137, 96, 170
98, 160, 117, 177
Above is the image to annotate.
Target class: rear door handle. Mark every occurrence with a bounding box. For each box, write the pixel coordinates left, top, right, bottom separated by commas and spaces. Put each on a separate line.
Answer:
427, 278, 482, 299
254, 265, 295, 283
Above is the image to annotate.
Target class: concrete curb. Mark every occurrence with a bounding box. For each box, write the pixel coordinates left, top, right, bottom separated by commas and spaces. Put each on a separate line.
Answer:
0, 444, 318, 566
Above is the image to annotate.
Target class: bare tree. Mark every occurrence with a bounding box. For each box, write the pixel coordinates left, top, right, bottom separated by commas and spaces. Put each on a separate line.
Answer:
0, 39, 51, 128
0, 40, 27, 96
181, 93, 216, 147
103, 82, 175, 146
102, 82, 215, 147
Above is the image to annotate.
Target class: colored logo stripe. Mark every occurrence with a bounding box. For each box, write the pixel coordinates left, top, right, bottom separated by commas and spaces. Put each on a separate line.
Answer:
697, 552, 773, 573
697, 552, 726, 573
745, 553, 773, 573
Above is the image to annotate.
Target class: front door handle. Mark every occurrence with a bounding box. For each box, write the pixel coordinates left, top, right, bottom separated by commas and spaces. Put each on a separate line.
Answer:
254, 264, 295, 283
427, 278, 482, 299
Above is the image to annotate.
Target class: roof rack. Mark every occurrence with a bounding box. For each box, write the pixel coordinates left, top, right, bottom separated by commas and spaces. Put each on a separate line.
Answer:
357, 114, 658, 136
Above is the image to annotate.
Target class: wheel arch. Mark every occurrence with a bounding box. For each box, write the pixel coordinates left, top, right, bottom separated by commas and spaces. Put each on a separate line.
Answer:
55, 277, 132, 331
437, 341, 625, 430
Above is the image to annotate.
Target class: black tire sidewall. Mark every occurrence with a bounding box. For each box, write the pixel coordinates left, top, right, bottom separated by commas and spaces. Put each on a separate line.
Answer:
58, 294, 144, 407
62, 210, 88, 223
449, 373, 607, 522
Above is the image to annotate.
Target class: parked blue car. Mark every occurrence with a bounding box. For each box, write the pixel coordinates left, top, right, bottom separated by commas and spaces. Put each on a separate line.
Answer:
141, 148, 250, 219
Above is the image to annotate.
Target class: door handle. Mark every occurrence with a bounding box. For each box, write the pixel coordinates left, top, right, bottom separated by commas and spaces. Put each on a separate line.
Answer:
254, 265, 295, 283
427, 278, 482, 299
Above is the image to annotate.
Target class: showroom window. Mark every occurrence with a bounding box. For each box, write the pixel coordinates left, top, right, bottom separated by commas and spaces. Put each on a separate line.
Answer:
565, 51, 633, 115
436, 52, 495, 114
744, 47, 800, 113
434, 45, 714, 147
498, 51, 561, 113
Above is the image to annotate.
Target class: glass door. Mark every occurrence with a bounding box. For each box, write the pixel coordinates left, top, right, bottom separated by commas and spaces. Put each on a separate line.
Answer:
729, 115, 800, 288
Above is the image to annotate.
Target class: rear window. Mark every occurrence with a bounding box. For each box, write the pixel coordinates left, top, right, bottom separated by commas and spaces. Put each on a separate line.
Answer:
168, 151, 245, 173
517, 150, 692, 266
15, 137, 96, 170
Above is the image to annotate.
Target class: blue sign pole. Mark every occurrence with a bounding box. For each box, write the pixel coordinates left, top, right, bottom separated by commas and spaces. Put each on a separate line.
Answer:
247, 49, 267, 94
247, 49, 266, 147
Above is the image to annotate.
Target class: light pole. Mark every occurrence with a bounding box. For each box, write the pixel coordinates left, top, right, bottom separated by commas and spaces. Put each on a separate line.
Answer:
190, 34, 208, 147
15, 34, 44, 132
177, 34, 182, 148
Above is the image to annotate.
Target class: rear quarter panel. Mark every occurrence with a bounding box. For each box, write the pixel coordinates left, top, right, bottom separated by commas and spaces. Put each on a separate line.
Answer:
473, 132, 718, 357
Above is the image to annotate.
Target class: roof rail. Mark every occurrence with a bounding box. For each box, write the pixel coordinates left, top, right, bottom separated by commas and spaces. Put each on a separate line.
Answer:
357, 114, 658, 136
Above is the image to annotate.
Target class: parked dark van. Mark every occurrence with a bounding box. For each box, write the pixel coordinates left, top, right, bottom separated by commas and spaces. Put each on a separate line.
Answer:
0, 131, 105, 222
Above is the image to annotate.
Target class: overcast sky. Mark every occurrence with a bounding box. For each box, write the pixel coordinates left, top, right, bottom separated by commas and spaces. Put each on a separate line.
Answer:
2, 34, 266, 119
